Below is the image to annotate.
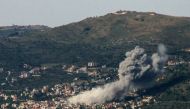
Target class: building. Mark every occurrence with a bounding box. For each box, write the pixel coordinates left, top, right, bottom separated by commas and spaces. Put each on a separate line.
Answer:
88, 62, 97, 67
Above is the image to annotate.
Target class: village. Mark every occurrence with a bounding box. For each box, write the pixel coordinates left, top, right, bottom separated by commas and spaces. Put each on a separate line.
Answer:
0, 55, 190, 109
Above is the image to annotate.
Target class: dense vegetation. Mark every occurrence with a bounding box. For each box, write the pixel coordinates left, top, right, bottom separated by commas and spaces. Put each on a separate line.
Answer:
143, 64, 190, 109
0, 11, 190, 69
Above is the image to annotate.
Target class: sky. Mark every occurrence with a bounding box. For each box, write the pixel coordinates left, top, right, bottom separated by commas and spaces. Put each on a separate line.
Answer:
0, 0, 190, 27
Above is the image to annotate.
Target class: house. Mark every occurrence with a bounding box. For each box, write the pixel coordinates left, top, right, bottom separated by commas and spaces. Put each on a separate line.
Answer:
11, 95, 17, 101
167, 60, 177, 66
23, 64, 31, 69
65, 65, 77, 73
142, 96, 154, 103
29, 67, 41, 74
88, 62, 97, 67
41, 66, 48, 71
88, 70, 98, 77
19, 71, 29, 78
76, 67, 87, 73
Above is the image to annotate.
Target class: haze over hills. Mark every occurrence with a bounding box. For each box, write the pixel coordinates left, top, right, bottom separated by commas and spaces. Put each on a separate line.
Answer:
0, 11, 190, 68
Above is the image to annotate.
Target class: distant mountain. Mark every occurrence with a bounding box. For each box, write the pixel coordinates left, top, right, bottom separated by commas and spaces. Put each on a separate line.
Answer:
0, 11, 190, 68
0, 25, 50, 37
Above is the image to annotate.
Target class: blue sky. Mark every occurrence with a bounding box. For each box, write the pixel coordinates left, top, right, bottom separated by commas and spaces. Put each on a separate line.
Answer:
0, 0, 190, 27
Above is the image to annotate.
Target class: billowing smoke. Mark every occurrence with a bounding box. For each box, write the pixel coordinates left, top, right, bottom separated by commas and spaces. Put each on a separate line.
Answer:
151, 44, 168, 72
68, 45, 168, 105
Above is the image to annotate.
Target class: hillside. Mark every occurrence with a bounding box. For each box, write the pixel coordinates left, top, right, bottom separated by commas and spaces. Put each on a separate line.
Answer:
0, 11, 190, 68
0, 25, 50, 37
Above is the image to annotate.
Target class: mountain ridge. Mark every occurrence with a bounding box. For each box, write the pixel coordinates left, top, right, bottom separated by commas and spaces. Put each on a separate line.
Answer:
0, 11, 190, 68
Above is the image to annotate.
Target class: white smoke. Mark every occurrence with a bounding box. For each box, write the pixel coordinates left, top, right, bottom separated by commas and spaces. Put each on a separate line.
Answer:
68, 45, 168, 105
151, 44, 168, 72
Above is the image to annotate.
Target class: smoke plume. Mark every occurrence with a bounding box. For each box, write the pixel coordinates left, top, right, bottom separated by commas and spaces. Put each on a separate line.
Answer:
68, 45, 168, 105
151, 44, 168, 72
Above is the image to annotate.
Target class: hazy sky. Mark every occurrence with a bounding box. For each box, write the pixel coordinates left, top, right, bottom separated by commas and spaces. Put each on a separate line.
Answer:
0, 0, 190, 27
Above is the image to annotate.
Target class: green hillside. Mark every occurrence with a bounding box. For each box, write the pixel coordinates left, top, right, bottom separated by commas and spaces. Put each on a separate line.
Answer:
0, 11, 190, 68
